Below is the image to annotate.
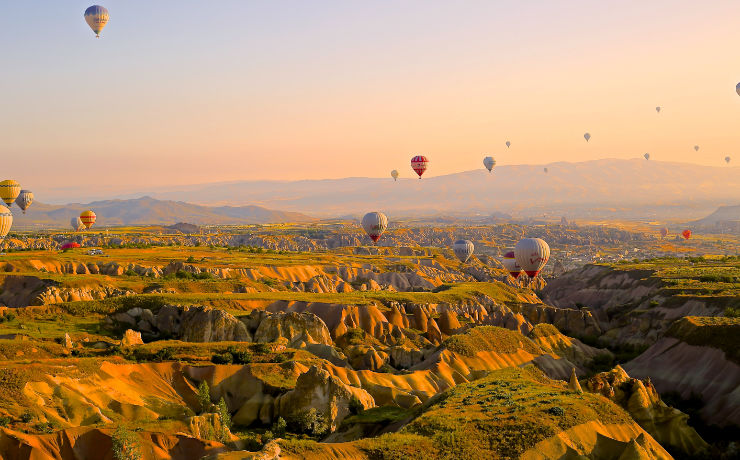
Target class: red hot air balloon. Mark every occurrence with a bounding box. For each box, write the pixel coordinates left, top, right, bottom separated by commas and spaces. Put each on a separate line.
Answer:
682, 229, 692, 240
61, 242, 81, 250
411, 155, 428, 179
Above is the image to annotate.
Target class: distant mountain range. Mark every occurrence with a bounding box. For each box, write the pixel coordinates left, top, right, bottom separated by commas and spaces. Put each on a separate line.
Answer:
692, 205, 740, 225
135, 158, 739, 220
10, 197, 315, 229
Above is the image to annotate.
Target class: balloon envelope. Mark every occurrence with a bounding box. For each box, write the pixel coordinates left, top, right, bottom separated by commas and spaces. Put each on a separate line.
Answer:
584, 133, 591, 142
694, 145, 700, 152
84, 5, 109, 37
71, 217, 84, 231
725, 156, 731, 164
736, 82, 740, 96
361, 212, 388, 242
391, 170, 399, 181
644, 153, 650, 160
410, 155, 428, 178
501, 249, 522, 279
505, 141, 511, 148
0, 205, 12, 244
483, 156, 496, 173
453, 240, 474, 263
0, 180, 21, 207
656, 106, 661, 113
682, 229, 692, 240
61, 242, 81, 250
543, 167, 548, 173
80, 210, 96, 229
660, 227, 668, 238
515, 238, 550, 278
16, 190, 33, 214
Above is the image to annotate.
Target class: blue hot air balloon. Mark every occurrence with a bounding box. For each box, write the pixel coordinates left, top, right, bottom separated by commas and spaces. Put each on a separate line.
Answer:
84, 5, 109, 38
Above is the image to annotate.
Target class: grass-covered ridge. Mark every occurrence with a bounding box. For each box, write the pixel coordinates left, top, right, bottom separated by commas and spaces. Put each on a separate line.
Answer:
665, 316, 740, 365
441, 326, 542, 357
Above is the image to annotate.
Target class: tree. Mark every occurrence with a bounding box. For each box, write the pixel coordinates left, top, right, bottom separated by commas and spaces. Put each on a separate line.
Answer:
111, 425, 142, 460
198, 380, 211, 414
217, 397, 232, 442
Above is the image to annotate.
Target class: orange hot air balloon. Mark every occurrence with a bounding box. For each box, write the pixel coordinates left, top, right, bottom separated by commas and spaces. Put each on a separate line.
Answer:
80, 210, 96, 229
682, 229, 691, 240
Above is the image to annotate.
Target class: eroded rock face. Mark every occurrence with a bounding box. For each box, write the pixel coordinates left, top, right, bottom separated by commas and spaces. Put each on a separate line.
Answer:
180, 306, 251, 342
274, 366, 375, 432
584, 366, 708, 457
121, 329, 143, 347
253, 311, 332, 348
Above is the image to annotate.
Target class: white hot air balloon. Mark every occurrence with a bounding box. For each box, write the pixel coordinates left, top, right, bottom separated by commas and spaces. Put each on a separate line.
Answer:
15, 190, 33, 214
361, 212, 388, 243
726, 156, 731, 164
453, 240, 474, 263
644, 153, 650, 160
584, 132, 591, 142
483, 156, 496, 173
391, 170, 399, 181
505, 141, 511, 148
0, 205, 12, 246
515, 238, 550, 279
71, 217, 84, 232
501, 249, 522, 279
694, 145, 700, 152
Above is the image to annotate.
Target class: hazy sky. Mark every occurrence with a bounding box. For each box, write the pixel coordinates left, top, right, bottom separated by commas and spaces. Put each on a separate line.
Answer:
1, 1, 739, 196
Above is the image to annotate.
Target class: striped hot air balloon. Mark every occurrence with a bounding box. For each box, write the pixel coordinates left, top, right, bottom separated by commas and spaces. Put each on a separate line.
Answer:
361, 212, 388, 242
501, 249, 522, 279
0, 180, 21, 207
0, 205, 12, 245
80, 210, 96, 229
15, 190, 33, 214
515, 238, 550, 279
411, 155, 428, 179
84, 5, 109, 37
453, 240, 474, 263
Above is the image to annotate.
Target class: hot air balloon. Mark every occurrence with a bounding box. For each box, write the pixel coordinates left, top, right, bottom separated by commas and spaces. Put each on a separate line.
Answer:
84, 5, 109, 38
501, 249, 522, 279
411, 155, 428, 179
543, 167, 548, 174
71, 217, 84, 232
361, 212, 388, 242
660, 227, 668, 238
391, 170, 399, 181
0, 205, 12, 245
80, 210, 96, 229
0, 180, 21, 207
655, 106, 661, 113
15, 190, 33, 214
61, 242, 81, 250
453, 240, 474, 263
725, 156, 731, 164
515, 238, 550, 279
736, 82, 740, 96
483, 156, 496, 173
644, 153, 650, 160
694, 145, 700, 152
505, 141, 511, 148
584, 133, 591, 142
682, 229, 692, 240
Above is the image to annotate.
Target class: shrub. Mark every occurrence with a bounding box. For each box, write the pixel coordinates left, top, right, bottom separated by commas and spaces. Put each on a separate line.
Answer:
20, 411, 33, 423
112, 425, 142, 460
154, 347, 174, 362
217, 397, 232, 442
725, 307, 740, 318
272, 417, 287, 437
289, 408, 329, 436
211, 352, 234, 364
547, 406, 565, 416
197, 380, 211, 414
349, 396, 365, 415
0, 416, 11, 427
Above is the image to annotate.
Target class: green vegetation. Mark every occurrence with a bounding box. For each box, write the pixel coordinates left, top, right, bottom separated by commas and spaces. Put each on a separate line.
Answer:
197, 380, 211, 414
442, 326, 541, 357
111, 425, 143, 460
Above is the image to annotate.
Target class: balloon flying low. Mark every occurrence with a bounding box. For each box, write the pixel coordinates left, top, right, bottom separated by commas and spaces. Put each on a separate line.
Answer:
483, 156, 496, 173
0, 205, 12, 245
361, 212, 388, 242
501, 249, 522, 279
453, 240, 474, 263
583, 133, 591, 142
411, 155, 428, 179
80, 210, 96, 229
84, 5, 109, 38
515, 238, 550, 279
644, 153, 650, 160
505, 141, 511, 148
0, 180, 21, 207
391, 170, 399, 181
15, 190, 33, 214
682, 229, 692, 240
71, 217, 84, 232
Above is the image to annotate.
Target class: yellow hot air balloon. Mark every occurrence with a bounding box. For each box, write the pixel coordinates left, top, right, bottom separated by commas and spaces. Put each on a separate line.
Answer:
0, 180, 21, 207
84, 5, 109, 38
80, 210, 97, 229
0, 205, 13, 245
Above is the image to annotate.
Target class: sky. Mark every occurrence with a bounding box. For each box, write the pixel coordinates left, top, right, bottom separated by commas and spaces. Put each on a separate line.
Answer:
1, 1, 739, 198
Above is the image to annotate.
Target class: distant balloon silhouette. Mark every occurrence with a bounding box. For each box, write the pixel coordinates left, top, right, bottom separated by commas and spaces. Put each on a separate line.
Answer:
391, 170, 399, 181
655, 106, 661, 113
694, 145, 700, 152
660, 227, 668, 238
543, 167, 548, 173
483, 156, 496, 173
736, 82, 740, 96
505, 141, 511, 148
644, 153, 650, 160
725, 156, 731, 164
584, 133, 591, 142
16, 190, 33, 214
